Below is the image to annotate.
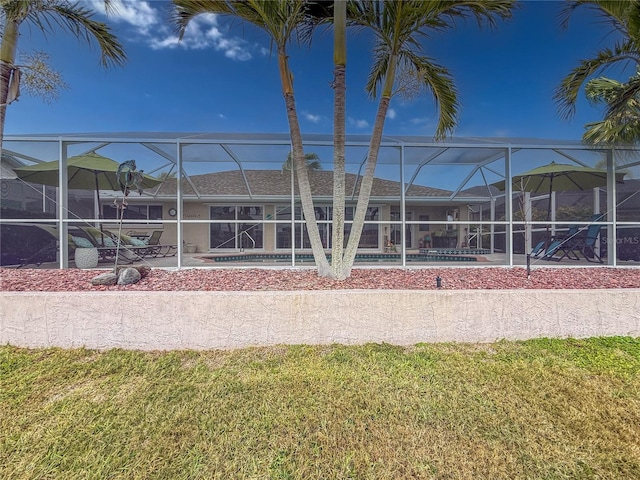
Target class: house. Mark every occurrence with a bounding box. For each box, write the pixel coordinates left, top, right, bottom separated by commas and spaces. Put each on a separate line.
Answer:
100, 169, 476, 254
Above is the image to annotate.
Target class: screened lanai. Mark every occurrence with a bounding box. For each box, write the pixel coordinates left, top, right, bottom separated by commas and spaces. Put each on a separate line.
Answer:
2, 132, 640, 269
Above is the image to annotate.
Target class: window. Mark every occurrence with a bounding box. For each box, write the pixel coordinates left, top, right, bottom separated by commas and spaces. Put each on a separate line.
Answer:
275, 205, 379, 249
210, 205, 263, 250
390, 209, 413, 248
419, 214, 430, 231
102, 204, 162, 220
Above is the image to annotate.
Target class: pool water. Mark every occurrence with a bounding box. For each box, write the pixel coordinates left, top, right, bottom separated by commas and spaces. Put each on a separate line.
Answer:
207, 250, 487, 263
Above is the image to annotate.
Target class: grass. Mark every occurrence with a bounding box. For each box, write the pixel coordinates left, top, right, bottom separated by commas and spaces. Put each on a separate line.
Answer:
1, 337, 639, 479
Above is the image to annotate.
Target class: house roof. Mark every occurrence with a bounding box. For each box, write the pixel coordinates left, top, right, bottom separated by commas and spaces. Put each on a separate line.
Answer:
155, 169, 454, 198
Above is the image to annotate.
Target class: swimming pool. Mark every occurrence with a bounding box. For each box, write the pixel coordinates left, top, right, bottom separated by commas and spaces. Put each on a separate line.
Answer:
205, 250, 488, 264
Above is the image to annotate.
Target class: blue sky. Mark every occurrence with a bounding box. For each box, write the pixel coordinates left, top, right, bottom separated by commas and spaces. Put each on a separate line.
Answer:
4, 0, 626, 141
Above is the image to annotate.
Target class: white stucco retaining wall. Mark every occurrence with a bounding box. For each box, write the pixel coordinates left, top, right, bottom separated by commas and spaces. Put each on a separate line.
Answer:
1, 289, 639, 350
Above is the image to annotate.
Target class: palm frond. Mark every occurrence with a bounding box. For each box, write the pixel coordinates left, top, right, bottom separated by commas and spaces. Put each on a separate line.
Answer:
21, 1, 126, 67
425, 0, 515, 31
584, 76, 626, 104
172, 0, 308, 48
298, 1, 333, 45
583, 116, 640, 145
554, 41, 639, 119
365, 44, 390, 99
603, 74, 640, 118
558, 0, 635, 32
404, 52, 458, 140
172, 0, 234, 39
582, 71, 640, 145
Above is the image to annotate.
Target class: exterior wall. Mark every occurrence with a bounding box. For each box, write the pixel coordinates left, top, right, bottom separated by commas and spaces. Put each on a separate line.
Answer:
175, 202, 471, 254
182, 203, 209, 253
2, 289, 638, 351
263, 205, 276, 252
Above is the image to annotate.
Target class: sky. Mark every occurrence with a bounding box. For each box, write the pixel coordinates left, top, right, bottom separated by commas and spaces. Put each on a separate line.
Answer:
4, 0, 630, 143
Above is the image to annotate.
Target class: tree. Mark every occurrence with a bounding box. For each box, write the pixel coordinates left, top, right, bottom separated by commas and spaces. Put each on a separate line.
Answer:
0, 0, 126, 159
582, 73, 640, 145
173, 0, 514, 280
281, 151, 322, 171
554, 0, 640, 144
173, 0, 332, 275
334, 0, 514, 278
330, 0, 347, 278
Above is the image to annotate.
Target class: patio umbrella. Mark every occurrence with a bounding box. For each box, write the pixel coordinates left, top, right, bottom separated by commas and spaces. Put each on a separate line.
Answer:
13, 152, 162, 243
493, 161, 625, 221
13, 152, 161, 208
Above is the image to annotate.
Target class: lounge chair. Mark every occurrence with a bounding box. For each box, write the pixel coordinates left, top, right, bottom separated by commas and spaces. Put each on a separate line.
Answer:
140, 230, 177, 258
531, 240, 546, 258
572, 223, 604, 263
539, 214, 606, 262
541, 225, 582, 262
73, 227, 144, 263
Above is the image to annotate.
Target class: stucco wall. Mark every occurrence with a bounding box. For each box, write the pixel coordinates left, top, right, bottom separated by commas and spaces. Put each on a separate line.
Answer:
2, 289, 639, 350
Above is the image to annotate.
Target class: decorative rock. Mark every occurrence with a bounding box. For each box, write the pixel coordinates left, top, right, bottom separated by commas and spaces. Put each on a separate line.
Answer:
117, 267, 141, 285
91, 272, 118, 286
136, 265, 152, 279
115, 265, 151, 279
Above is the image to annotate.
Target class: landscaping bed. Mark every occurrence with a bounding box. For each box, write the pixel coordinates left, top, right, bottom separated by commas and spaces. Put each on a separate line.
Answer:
2, 266, 640, 291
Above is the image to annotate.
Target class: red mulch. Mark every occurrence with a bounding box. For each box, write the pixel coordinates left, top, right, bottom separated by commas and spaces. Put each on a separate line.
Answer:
1, 267, 639, 291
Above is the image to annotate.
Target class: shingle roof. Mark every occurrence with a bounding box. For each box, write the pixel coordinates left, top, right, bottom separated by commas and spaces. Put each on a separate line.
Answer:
156, 169, 452, 198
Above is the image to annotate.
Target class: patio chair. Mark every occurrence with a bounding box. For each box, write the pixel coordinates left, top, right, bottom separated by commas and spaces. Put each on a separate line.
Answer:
143, 230, 177, 257
75, 227, 144, 263
531, 240, 546, 258
17, 242, 58, 268
541, 225, 582, 262
572, 223, 604, 263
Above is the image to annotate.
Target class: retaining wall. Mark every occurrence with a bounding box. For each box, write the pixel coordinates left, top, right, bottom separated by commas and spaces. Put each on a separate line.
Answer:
1, 289, 639, 350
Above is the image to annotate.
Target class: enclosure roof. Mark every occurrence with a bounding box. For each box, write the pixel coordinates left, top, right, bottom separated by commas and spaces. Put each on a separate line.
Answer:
5, 131, 597, 149
6, 133, 632, 200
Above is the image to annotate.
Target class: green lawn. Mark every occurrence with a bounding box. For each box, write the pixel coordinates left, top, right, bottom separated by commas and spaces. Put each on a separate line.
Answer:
1, 338, 639, 479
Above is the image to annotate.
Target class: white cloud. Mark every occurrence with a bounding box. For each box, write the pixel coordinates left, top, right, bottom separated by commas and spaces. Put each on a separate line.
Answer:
218, 113, 226, 119
147, 35, 181, 50
410, 117, 430, 125
90, 1, 259, 61
349, 117, 369, 129
89, 0, 160, 34
386, 108, 396, 120
304, 112, 321, 124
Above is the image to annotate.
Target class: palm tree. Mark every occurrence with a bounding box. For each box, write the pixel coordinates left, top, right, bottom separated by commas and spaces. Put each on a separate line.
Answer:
582, 73, 640, 145
0, 0, 126, 158
281, 152, 322, 171
173, 0, 331, 275
330, 0, 347, 278
555, 0, 640, 138
337, 0, 515, 275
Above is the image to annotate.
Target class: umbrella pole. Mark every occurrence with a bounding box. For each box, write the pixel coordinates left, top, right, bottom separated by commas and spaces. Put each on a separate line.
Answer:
545, 175, 554, 247
94, 173, 105, 247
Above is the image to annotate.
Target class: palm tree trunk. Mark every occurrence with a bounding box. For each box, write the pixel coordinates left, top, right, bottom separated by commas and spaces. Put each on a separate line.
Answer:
331, 0, 347, 280
0, 18, 19, 161
342, 56, 397, 273
278, 48, 330, 275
